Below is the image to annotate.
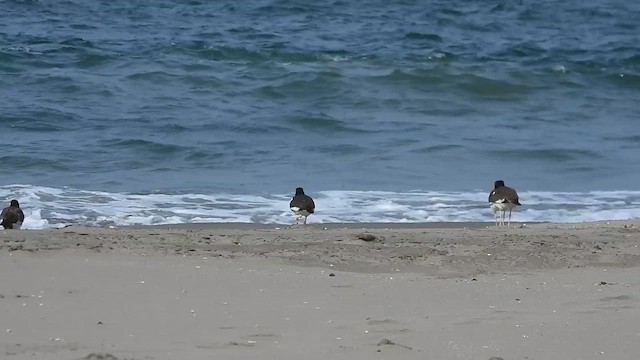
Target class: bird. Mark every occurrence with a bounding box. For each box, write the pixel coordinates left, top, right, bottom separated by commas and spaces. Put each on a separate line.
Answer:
488, 180, 521, 227
1, 199, 25, 230
289, 187, 315, 225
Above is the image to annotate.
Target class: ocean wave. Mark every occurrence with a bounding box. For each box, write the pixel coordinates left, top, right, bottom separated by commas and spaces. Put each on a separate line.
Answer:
404, 32, 443, 42
75, 53, 114, 68
0, 157, 70, 172
455, 74, 537, 99
125, 70, 182, 83
2, 110, 75, 132
159, 42, 323, 64
1, 185, 638, 230
284, 113, 372, 134
371, 69, 444, 86
487, 148, 602, 162
412, 144, 464, 154
99, 139, 191, 155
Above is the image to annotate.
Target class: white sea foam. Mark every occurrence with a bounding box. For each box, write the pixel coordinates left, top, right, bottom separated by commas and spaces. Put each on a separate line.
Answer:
1, 185, 639, 229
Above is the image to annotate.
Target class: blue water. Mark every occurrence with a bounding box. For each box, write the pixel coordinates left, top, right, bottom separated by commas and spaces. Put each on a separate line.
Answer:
1, 0, 639, 227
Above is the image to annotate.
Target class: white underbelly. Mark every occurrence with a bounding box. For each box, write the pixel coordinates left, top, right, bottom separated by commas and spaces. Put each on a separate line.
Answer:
290, 207, 310, 216
490, 202, 517, 212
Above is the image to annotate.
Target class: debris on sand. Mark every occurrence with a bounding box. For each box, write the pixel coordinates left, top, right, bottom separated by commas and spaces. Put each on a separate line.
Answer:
357, 233, 377, 242
81, 353, 119, 360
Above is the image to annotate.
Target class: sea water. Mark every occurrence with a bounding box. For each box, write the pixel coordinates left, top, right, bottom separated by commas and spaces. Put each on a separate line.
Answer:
1, 1, 639, 228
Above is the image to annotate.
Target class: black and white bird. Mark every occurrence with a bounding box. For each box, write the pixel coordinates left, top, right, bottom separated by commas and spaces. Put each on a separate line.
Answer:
488, 180, 521, 227
289, 187, 315, 225
1, 199, 25, 230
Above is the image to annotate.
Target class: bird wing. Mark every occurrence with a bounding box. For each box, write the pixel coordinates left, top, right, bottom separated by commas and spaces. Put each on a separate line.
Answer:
489, 187, 520, 204
305, 196, 315, 213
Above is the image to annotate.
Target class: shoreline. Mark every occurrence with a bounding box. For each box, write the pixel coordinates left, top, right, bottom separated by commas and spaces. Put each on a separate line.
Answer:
3, 219, 639, 276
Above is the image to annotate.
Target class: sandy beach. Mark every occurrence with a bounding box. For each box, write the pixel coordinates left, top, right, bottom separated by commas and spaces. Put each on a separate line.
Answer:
2, 220, 640, 360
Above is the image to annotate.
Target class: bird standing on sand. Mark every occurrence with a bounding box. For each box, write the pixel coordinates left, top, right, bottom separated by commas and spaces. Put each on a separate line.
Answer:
1, 199, 25, 230
489, 180, 521, 227
290, 187, 315, 225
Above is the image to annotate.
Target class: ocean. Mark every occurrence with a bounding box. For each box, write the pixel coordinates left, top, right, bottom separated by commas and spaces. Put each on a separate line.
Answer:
1, 0, 639, 228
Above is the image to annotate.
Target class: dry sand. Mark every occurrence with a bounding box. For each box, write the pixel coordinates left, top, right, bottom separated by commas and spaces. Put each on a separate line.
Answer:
2, 220, 640, 360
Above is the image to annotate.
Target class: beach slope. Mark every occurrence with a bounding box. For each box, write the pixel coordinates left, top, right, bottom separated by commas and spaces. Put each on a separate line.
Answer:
2, 220, 640, 359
